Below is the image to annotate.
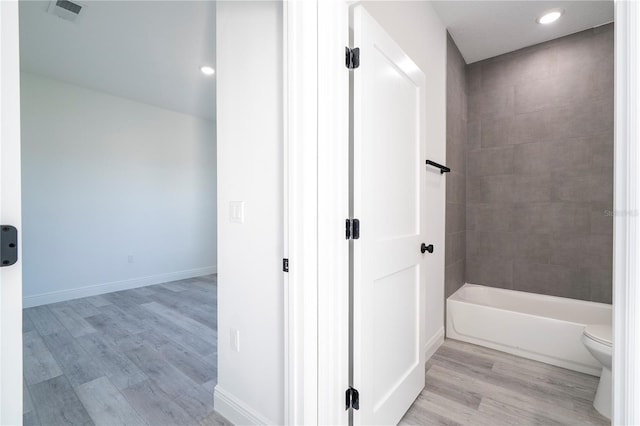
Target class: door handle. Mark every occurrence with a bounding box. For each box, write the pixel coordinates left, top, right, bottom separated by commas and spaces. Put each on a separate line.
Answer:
421, 243, 433, 254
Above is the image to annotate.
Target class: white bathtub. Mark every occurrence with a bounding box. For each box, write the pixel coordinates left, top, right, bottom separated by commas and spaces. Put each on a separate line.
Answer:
446, 284, 612, 376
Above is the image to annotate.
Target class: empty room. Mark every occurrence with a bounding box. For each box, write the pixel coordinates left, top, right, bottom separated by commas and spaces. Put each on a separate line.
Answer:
19, 1, 219, 424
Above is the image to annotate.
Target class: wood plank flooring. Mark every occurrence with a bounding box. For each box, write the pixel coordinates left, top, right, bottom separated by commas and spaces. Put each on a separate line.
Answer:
401, 339, 610, 426
24, 274, 608, 425
23, 275, 229, 426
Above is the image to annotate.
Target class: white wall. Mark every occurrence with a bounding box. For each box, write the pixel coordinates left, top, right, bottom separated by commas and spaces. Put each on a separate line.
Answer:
362, 1, 448, 352
20, 72, 217, 307
214, 1, 284, 425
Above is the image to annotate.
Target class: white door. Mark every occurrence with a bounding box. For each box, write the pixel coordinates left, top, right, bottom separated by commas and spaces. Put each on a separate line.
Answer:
351, 5, 427, 426
0, 1, 24, 424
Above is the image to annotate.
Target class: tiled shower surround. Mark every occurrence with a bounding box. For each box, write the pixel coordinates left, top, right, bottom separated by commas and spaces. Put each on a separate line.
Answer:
445, 34, 467, 299
446, 24, 614, 303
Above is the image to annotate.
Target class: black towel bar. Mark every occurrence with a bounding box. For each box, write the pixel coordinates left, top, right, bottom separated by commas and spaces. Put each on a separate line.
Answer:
425, 160, 451, 174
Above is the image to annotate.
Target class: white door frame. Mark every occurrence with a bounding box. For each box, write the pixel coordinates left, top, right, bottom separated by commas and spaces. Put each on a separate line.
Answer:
284, 0, 349, 424
613, 1, 640, 425
316, 1, 350, 424
283, 0, 319, 424
0, 1, 23, 424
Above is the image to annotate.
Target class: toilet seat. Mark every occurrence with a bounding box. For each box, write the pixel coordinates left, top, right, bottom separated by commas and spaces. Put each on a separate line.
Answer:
584, 324, 612, 347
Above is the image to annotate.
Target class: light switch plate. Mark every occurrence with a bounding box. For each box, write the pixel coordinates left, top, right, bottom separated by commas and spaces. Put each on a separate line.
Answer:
229, 201, 244, 223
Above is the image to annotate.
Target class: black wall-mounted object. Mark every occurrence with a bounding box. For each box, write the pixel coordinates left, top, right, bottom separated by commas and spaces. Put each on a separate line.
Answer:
1, 225, 18, 267
425, 159, 451, 174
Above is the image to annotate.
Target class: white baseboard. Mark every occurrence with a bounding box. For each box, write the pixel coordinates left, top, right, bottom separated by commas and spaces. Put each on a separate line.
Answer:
424, 327, 445, 361
22, 266, 217, 308
214, 385, 273, 425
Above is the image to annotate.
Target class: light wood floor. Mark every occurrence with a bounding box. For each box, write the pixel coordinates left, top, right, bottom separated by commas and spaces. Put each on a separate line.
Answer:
401, 339, 610, 426
22, 275, 228, 426
24, 275, 608, 425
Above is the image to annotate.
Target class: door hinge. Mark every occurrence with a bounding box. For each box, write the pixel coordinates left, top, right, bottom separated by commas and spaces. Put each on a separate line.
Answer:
345, 47, 360, 69
345, 387, 359, 410
283, 258, 289, 273
1, 225, 18, 267
345, 218, 360, 240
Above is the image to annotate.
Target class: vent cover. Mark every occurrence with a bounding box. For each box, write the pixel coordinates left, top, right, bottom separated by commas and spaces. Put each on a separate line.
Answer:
47, 0, 85, 22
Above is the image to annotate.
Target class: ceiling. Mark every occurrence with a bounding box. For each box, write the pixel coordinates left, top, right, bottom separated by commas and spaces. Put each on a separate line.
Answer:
19, 1, 614, 117
19, 1, 216, 121
431, 1, 614, 64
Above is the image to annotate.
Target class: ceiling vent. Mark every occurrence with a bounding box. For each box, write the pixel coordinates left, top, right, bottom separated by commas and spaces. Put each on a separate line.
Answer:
47, 0, 85, 23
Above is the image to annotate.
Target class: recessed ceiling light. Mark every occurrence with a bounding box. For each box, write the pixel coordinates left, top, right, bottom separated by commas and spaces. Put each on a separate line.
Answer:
537, 10, 563, 24
200, 66, 215, 76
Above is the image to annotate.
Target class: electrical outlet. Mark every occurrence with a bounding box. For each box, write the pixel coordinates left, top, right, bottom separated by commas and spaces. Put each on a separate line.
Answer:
127, 255, 134, 263
230, 329, 240, 352
229, 201, 244, 223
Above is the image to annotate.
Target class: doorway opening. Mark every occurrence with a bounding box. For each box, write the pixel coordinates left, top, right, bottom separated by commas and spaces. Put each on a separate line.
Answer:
19, 2, 222, 424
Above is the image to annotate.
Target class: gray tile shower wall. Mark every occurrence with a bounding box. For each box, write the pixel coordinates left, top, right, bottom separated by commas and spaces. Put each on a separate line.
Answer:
445, 33, 467, 298
465, 24, 614, 303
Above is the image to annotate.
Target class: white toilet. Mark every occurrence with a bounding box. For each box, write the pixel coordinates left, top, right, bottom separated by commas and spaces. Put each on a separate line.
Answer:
582, 324, 612, 419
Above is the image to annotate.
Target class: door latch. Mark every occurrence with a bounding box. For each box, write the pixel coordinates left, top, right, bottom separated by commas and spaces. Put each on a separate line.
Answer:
1, 225, 18, 267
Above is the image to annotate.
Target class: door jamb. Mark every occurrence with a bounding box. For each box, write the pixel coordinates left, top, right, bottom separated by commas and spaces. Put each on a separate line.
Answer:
613, 1, 640, 424
0, 1, 23, 424
283, 1, 319, 424
317, 1, 350, 425
284, 1, 350, 424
